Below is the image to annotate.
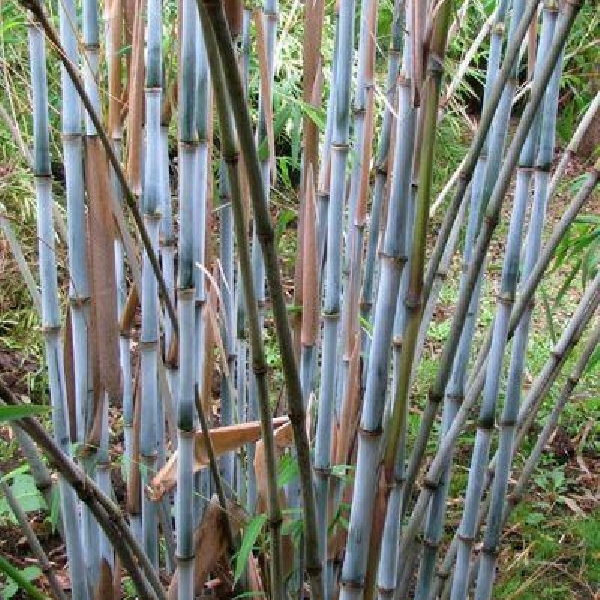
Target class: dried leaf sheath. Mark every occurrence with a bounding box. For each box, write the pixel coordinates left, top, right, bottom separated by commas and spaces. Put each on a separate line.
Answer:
149, 417, 290, 500
85, 138, 121, 405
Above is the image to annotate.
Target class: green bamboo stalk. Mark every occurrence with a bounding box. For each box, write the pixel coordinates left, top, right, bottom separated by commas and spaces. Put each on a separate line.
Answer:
197, 13, 284, 597
197, 4, 324, 598
383, 0, 453, 485
248, 0, 278, 512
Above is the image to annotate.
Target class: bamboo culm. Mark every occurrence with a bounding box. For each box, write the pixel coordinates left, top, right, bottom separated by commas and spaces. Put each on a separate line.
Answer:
401, 0, 543, 518
337, 0, 417, 594
401, 0, 581, 518
474, 18, 565, 600
449, 11, 555, 594
359, 0, 404, 356
400, 255, 599, 585
413, 1, 515, 592
27, 16, 89, 600
176, 0, 198, 594
140, 0, 163, 567
432, 275, 600, 599
315, 0, 355, 577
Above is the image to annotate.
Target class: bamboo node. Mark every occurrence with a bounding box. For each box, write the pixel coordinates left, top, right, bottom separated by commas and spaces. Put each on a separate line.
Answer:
481, 544, 500, 558
428, 390, 443, 405
377, 586, 395, 596
144, 212, 162, 223
252, 363, 269, 375
313, 466, 331, 476
69, 296, 91, 308
499, 418, 517, 427
492, 22, 505, 35
177, 287, 195, 300
423, 477, 438, 491
41, 325, 61, 334
497, 292, 514, 306
477, 417, 495, 431
322, 310, 340, 320
331, 143, 350, 152
358, 425, 382, 438
223, 151, 240, 164
341, 578, 364, 590
392, 336, 403, 349
177, 428, 195, 439
138, 340, 158, 349
422, 537, 440, 550
174, 551, 196, 562
456, 531, 476, 543
428, 54, 445, 75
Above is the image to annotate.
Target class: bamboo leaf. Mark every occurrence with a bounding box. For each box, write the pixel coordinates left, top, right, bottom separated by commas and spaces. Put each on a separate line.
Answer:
0, 557, 47, 600
0, 404, 49, 421
275, 208, 297, 245
234, 513, 267, 585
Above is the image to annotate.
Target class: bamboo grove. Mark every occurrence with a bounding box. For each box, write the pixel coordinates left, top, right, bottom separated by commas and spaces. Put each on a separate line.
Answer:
0, 0, 598, 598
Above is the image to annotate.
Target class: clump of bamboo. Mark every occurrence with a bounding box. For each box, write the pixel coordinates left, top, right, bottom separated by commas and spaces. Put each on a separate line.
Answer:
5, 0, 598, 599
27, 12, 89, 599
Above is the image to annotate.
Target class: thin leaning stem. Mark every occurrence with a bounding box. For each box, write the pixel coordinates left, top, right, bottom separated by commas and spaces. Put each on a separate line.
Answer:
198, 13, 284, 598
198, 3, 324, 597
402, 0, 582, 514
0, 471, 68, 600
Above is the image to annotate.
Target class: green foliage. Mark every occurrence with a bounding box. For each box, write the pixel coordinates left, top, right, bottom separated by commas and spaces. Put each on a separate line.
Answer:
0, 557, 46, 600
0, 472, 46, 520
0, 404, 49, 422
552, 212, 600, 302
233, 513, 267, 585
